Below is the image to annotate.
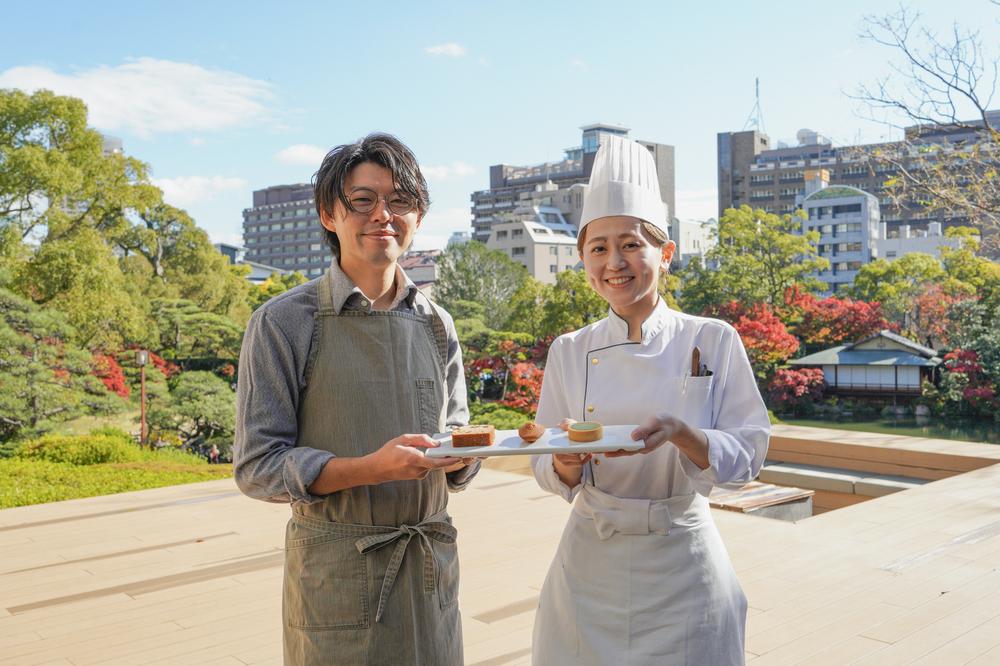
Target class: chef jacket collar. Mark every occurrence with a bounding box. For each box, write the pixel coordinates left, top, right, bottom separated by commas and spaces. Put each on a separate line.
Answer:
326, 258, 419, 314
607, 296, 671, 344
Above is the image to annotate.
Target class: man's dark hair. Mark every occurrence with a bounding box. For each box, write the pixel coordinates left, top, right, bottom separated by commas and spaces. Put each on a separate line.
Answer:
312, 133, 430, 259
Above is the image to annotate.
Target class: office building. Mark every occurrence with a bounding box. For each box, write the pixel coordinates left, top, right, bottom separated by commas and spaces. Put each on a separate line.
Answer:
241, 184, 329, 278
472, 123, 675, 243
717, 117, 1000, 236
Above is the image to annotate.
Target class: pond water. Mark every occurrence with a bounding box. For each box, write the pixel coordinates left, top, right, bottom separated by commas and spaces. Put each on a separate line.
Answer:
780, 418, 1000, 445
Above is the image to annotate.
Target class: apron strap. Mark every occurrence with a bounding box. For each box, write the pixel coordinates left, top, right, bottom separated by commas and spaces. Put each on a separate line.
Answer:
317, 268, 336, 314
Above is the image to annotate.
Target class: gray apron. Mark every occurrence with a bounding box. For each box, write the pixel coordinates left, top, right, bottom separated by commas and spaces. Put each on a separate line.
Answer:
282, 269, 462, 665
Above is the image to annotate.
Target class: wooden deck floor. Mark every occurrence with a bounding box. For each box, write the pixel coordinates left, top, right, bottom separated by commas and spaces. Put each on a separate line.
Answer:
3, 429, 1000, 665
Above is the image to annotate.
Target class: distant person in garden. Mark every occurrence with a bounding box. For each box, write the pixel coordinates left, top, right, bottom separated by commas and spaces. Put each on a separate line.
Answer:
234, 133, 479, 666
209, 443, 219, 464
529, 136, 770, 665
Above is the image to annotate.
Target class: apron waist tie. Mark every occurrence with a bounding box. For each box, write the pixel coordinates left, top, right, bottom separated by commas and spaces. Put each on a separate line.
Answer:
291, 509, 456, 623
574, 485, 712, 540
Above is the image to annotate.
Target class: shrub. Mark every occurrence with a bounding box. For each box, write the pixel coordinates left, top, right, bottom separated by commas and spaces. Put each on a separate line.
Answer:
469, 402, 530, 431
17, 434, 143, 465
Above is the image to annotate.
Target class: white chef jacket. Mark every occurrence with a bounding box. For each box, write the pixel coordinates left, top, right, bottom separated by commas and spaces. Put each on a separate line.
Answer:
530, 299, 769, 666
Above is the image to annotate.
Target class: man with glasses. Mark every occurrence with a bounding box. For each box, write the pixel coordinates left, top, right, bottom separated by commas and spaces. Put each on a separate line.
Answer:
234, 134, 479, 665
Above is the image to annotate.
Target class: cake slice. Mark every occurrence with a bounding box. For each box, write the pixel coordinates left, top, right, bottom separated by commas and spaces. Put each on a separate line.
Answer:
451, 424, 495, 447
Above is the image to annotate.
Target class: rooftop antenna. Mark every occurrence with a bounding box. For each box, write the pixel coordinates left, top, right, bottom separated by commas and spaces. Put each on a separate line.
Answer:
742, 78, 766, 134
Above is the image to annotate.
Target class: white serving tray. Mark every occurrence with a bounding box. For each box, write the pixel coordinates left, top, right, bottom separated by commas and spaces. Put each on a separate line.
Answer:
425, 425, 644, 458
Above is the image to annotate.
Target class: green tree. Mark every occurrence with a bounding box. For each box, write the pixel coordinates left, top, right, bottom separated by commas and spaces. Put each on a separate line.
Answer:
841, 253, 947, 324
147, 371, 236, 445
247, 271, 308, 311
0, 289, 123, 442
149, 299, 243, 361
540, 269, 607, 337
680, 207, 827, 313
0, 89, 160, 243
504, 277, 552, 338
939, 228, 1000, 317
13, 228, 148, 349
434, 241, 527, 330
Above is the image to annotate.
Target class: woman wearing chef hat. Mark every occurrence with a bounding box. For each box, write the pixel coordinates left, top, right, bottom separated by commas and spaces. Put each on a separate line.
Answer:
530, 135, 770, 665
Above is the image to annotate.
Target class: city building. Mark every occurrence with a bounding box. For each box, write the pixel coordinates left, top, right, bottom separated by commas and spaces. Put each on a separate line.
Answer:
795, 170, 970, 295
669, 218, 715, 269
471, 123, 675, 243
241, 184, 329, 278
796, 170, 880, 294
398, 249, 441, 298
716, 118, 999, 237
484, 216, 579, 285
213, 242, 291, 284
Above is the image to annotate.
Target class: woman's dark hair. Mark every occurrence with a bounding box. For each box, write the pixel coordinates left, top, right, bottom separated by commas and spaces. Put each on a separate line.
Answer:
312, 133, 430, 258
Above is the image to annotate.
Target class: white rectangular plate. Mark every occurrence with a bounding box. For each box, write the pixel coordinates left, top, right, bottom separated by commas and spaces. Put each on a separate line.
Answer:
425, 425, 644, 458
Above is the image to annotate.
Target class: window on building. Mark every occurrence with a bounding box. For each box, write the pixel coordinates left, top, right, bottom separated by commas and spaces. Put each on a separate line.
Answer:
550, 265, 558, 273
258, 247, 269, 255
512, 229, 524, 238
512, 247, 526, 256
271, 223, 281, 231
296, 221, 307, 228
247, 249, 257, 256
283, 211, 294, 218
310, 243, 321, 251
886, 251, 897, 258
549, 246, 557, 255
246, 238, 256, 245
284, 234, 294, 241
566, 247, 573, 255
310, 268, 323, 276
750, 189, 773, 200
296, 209, 307, 216
836, 243, 848, 252
297, 256, 308, 264
749, 174, 772, 184
296, 232, 307, 240
847, 242, 862, 251
271, 213, 281, 220
282, 222, 293, 230
309, 208, 317, 215
271, 235, 282, 243
284, 258, 294, 265
496, 230, 508, 239
310, 231, 321, 239
297, 245, 307, 252
820, 225, 833, 234
848, 262, 863, 270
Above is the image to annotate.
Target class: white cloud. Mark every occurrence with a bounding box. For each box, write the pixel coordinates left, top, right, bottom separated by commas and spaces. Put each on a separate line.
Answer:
421, 161, 475, 182
190, 137, 206, 146
151, 175, 248, 207
210, 231, 246, 247
416, 207, 472, 251
425, 43, 466, 57
0, 58, 272, 139
674, 189, 719, 221
569, 60, 588, 72
274, 144, 328, 166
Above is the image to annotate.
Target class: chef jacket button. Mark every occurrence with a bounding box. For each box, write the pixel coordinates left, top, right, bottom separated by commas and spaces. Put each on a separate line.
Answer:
360, 300, 369, 307
594, 459, 600, 465
587, 406, 594, 413
592, 358, 598, 365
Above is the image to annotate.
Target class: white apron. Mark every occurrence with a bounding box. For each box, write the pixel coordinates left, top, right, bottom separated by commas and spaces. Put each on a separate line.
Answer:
531, 303, 767, 666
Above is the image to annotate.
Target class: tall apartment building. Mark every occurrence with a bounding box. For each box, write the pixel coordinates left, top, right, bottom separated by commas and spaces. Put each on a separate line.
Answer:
241, 184, 329, 278
471, 123, 675, 243
717, 118, 998, 236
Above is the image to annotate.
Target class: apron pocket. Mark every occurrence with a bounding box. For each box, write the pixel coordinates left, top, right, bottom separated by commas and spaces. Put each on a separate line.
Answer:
415, 377, 440, 434
434, 540, 460, 610
285, 532, 370, 630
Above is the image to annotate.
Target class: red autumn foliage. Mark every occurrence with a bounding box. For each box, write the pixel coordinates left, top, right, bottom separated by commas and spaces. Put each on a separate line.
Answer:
768, 368, 826, 408
782, 286, 890, 346
908, 285, 970, 347
706, 301, 799, 369
497, 362, 544, 414
91, 354, 130, 398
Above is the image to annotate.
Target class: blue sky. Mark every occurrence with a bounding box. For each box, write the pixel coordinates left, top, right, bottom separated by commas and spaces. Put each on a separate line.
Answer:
3, 0, 998, 250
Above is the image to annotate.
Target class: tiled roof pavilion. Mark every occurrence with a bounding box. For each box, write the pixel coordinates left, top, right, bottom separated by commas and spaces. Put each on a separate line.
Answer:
3, 424, 1000, 665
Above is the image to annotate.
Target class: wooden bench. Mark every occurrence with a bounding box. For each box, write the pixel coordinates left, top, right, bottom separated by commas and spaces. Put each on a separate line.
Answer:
709, 481, 814, 521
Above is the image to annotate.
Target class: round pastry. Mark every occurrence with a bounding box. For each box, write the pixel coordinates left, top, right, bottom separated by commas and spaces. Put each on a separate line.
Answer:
518, 421, 545, 442
567, 421, 603, 442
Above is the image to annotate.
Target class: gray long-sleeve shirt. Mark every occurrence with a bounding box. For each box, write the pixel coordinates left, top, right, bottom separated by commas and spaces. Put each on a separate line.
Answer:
234, 261, 478, 507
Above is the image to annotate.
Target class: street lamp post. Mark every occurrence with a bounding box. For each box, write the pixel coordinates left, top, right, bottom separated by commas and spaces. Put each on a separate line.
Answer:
136, 350, 149, 448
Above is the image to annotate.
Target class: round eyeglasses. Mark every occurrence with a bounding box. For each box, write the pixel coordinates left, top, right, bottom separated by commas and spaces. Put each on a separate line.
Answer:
345, 189, 417, 215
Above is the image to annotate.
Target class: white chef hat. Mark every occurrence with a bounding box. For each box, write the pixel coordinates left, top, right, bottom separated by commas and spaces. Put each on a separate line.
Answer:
579, 135, 668, 236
